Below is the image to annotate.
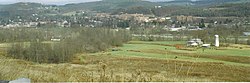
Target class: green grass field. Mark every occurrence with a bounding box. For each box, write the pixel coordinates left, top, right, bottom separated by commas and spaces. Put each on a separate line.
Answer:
108, 41, 250, 66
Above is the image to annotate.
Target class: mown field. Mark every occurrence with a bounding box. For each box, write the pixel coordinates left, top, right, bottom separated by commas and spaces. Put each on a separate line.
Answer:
0, 41, 250, 82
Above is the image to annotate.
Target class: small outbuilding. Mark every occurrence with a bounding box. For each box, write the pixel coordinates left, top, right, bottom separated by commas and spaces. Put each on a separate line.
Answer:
187, 38, 203, 47
243, 32, 250, 36
202, 44, 211, 48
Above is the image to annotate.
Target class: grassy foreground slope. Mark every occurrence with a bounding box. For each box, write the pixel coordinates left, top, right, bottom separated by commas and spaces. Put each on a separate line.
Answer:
0, 41, 250, 82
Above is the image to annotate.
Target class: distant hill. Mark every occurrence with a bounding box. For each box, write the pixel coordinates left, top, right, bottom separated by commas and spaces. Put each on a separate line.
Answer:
209, 2, 250, 17
166, 2, 250, 17
0, 3, 41, 17
60, 0, 161, 13
161, 0, 250, 6
2, 2, 43, 10
161, 0, 194, 6
0, 2, 60, 17
1, 0, 250, 17
0, 5, 4, 9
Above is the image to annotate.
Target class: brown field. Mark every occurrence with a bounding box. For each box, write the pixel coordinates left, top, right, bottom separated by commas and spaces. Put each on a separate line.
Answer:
0, 53, 250, 82
0, 41, 250, 82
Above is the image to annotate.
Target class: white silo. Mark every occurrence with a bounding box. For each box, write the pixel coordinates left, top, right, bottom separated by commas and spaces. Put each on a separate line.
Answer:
215, 35, 219, 47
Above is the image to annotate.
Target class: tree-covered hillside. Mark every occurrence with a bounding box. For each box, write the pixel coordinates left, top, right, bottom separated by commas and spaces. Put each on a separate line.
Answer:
60, 0, 161, 13
160, 0, 250, 6
151, 2, 250, 17
0, 2, 60, 17
1, 0, 250, 17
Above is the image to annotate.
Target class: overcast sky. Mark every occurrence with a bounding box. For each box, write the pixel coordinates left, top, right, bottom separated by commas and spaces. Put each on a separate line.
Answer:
0, 0, 175, 5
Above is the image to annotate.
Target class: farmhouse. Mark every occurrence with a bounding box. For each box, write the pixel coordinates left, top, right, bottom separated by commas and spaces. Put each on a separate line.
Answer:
51, 36, 61, 42
243, 32, 250, 36
202, 44, 211, 48
169, 26, 186, 31
59, 21, 71, 27
51, 38, 61, 42
187, 38, 203, 47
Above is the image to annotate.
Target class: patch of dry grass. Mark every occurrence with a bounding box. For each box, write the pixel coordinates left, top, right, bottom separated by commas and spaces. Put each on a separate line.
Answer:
112, 57, 250, 81
0, 50, 250, 82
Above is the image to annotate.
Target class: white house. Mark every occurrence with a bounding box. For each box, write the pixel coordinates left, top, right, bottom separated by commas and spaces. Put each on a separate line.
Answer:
243, 32, 250, 36
187, 38, 203, 47
51, 39, 61, 42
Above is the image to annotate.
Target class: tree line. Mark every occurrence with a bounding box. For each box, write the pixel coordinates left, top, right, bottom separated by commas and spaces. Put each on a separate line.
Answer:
5, 28, 131, 63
